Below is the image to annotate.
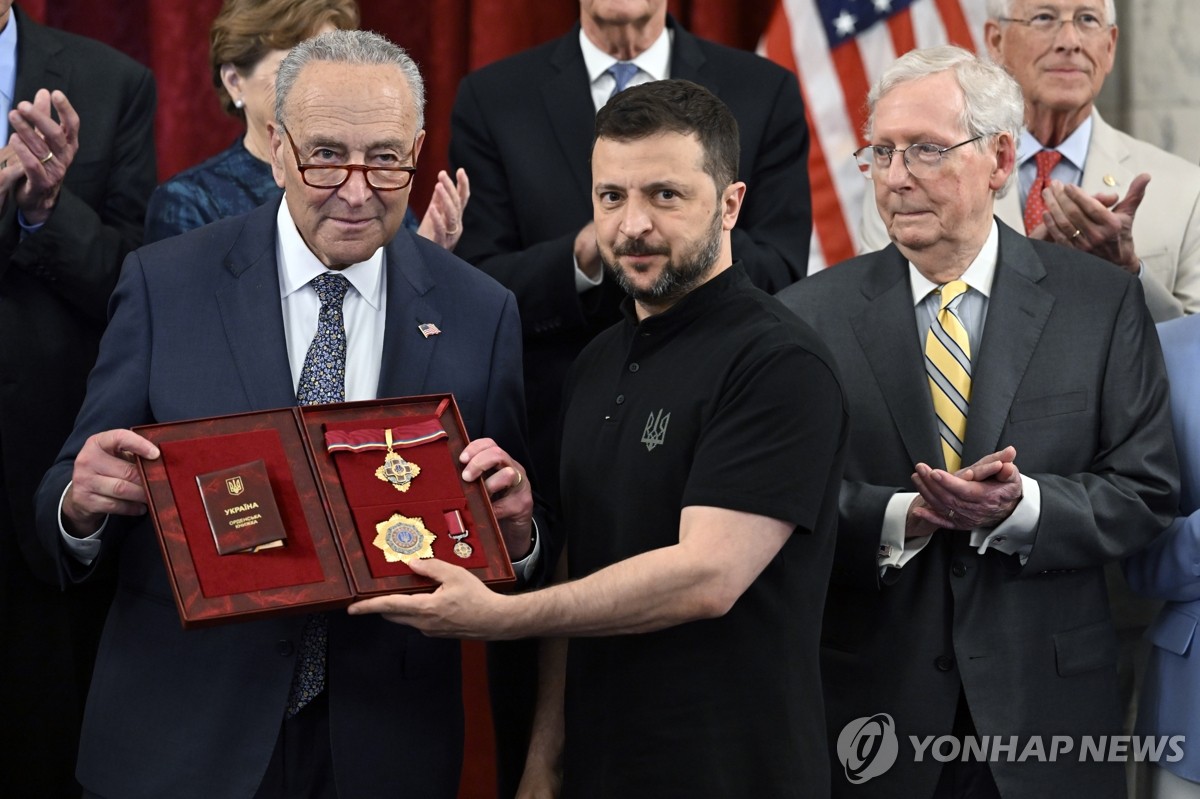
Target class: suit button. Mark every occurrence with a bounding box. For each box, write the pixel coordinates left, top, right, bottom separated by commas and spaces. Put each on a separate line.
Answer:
935, 655, 955, 672
628, 362, 640, 372
951, 560, 967, 577
276, 640, 295, 656
615, 395, 625, 405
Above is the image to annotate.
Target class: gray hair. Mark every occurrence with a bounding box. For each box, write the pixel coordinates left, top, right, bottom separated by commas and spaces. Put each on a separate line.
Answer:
867, 45, 1024, 195
984, 0, 1116, 25
275, 29, 425, 131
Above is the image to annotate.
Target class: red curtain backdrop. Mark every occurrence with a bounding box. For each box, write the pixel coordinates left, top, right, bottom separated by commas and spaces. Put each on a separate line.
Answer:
16, 2, 772, 795
20, 0, 774, 216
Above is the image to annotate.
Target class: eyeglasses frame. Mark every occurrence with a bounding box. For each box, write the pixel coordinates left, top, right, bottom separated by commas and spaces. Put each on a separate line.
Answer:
283, 128, 418, 191
854, 136, 986, 179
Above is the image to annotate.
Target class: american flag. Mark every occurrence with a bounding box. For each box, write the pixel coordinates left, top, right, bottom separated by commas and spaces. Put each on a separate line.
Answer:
759, 0, 989, 271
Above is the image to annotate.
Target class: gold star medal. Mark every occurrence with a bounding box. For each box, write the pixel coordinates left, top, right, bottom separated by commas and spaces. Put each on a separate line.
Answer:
373, 513, 436, 563
375, 427, 421, 492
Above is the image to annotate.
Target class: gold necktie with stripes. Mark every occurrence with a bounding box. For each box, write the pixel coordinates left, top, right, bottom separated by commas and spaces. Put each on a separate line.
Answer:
924, 280, 971, 472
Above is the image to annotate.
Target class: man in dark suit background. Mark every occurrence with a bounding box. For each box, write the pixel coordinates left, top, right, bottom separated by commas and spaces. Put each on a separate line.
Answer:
449, 4, 811, 787
0, 2, 155, 795
34, 29, 539, 799
779, 46, 1177, 798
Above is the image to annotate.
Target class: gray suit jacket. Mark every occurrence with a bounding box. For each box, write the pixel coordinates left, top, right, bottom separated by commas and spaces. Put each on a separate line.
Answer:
778, 220, 1178, 798
34, 201, 530, 799
859, 111, 1200, 322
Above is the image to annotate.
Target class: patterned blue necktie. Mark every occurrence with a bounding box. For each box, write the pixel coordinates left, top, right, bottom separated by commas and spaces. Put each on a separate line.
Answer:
287, 272, 350, 718
607, 62, 639, 99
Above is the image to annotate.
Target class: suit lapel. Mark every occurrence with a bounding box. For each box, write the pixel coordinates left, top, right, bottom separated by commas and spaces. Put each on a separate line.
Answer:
962, 224, 1054, 463
376, 233, 439, 399
541, 28, 597, 199
213, 204, 297, 410
12, 8, 66, 102
852, 251, 944, 468
1080, 111, 1133, 197
667, 19, 717, 94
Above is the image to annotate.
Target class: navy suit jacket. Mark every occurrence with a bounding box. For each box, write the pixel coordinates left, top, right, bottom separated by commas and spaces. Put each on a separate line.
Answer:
1125, 314, 1200, 783
778, 221, 1178, 799
35, 200, 530, 799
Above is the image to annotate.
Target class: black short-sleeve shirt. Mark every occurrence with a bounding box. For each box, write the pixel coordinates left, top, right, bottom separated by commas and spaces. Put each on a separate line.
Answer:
558, 265, 848, 798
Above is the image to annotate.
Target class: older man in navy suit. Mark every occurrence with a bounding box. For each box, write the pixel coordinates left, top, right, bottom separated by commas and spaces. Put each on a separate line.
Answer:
35, 30, 538, 799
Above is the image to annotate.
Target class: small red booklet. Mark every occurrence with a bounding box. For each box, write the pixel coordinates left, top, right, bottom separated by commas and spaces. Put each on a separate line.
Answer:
195, 459, 287, 554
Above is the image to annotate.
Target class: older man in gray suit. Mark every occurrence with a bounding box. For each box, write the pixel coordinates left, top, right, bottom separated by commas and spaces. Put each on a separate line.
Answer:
780, 46, 1177, 798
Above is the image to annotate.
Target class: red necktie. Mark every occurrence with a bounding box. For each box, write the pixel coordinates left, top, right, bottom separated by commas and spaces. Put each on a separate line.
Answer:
1023, 149, 1063, 234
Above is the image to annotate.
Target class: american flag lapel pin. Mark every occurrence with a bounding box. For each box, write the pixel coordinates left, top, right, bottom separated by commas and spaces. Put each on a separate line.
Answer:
418, 322, 441, 338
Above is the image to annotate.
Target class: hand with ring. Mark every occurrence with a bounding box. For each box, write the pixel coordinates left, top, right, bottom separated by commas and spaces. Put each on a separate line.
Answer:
1029, 174, 1149, 276
417, 167, 471, 252
458, 436, 534, 559
7, 88, 80, 225
909, 446, 1024, 530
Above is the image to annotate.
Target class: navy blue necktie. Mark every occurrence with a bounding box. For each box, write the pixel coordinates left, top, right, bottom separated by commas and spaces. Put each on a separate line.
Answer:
287, 272, 350, 717
607, 62, 639, 99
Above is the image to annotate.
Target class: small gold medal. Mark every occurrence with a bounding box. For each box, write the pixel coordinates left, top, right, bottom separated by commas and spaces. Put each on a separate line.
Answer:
375, 428, 421, 492
373, 513, 436, 563
445, 509, 472, 559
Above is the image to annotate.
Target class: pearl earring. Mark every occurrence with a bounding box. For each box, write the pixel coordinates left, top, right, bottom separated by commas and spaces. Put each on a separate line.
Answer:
234, 98, 245, 109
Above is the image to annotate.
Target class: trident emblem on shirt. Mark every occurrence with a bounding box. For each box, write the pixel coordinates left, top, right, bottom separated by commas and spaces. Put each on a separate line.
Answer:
641, 409, 670, 452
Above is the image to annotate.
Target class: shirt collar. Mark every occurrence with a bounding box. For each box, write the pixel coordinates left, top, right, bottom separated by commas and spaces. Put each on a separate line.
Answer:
1018, 114, 1092, 171
620, 262, 745, 331
908, 219, 999, 305
275, 196, 385, 310
579, 23, 672, 85
0, 10, 19, 112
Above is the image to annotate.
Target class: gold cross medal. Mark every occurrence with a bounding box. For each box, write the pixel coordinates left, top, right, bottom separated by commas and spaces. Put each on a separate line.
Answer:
375, 427, 421, 492
373, 513, 436, 563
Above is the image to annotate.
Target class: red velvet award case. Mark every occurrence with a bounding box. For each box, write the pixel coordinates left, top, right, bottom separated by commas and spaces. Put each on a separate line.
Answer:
134, 394, 514, 628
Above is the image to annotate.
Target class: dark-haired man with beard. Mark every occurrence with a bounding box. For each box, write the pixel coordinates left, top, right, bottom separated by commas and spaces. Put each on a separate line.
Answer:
351, 79, 847, 797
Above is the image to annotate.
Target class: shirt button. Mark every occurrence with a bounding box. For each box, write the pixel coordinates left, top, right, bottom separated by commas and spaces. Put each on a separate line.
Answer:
615, 395, 625, 405
934, 655, 955, 672
991, 535, 1007, 545
276, 640, 295, 657
628, 363, 640, 372
951, 560, 967, 578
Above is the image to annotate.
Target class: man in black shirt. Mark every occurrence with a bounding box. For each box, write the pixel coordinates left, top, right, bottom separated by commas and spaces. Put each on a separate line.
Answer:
352, 79, 847, 797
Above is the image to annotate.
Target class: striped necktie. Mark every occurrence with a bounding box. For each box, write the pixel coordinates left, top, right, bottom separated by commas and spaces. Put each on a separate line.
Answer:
924, 280, 972, 473
287, 272, 350, 718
